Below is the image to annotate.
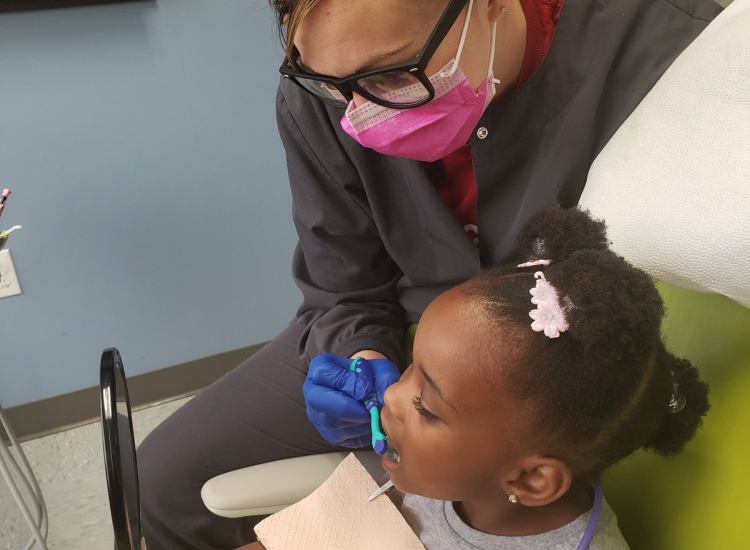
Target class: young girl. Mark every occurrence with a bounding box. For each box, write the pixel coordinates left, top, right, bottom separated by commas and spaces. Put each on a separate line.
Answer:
242, 206, 709, 549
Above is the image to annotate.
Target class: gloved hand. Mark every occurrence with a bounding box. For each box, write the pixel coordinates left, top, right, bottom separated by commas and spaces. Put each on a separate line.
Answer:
304, 353, 400, 448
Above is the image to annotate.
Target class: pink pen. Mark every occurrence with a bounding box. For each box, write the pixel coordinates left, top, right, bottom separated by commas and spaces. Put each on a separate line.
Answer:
0, 189, 10, 217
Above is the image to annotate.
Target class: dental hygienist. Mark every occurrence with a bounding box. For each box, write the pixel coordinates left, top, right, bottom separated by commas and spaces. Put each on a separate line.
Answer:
137, 0, 722, 548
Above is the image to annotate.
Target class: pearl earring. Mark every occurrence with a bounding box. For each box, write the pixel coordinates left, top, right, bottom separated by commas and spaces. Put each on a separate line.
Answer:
509, 494, 518, 503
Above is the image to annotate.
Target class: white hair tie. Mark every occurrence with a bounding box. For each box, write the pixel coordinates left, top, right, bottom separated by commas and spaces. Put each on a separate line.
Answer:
517, 259, 553, 268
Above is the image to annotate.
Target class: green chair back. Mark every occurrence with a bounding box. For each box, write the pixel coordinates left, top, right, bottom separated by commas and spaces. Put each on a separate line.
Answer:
604, 284, 750, 549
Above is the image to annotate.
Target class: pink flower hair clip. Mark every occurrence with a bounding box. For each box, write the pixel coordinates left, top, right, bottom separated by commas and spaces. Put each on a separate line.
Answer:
528, 271, 570, 338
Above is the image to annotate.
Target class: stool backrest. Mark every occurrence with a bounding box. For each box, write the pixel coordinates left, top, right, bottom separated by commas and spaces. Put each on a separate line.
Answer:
100, 348, 143, 550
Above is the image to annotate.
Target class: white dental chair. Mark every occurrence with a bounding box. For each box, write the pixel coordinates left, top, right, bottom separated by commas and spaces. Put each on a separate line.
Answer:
200, 0, 750, 540
201, 451, 385, 518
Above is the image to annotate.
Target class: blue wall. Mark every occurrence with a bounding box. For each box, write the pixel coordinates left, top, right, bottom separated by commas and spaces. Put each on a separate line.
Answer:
0, 0, 301, 407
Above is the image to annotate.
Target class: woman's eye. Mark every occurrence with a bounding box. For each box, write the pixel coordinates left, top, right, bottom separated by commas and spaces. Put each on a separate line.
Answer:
412, 395, 439, 422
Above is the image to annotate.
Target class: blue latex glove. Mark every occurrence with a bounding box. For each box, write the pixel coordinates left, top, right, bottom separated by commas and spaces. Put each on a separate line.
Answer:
304, 353, 400, 448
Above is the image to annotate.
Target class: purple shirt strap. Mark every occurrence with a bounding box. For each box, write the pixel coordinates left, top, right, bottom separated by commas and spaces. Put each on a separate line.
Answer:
576, 480, 603, 550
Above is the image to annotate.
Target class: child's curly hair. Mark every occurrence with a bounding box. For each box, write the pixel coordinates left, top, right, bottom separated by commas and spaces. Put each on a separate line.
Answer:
462, 206, 709, 475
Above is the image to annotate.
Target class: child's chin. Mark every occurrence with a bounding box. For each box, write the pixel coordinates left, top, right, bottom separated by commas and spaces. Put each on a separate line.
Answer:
388, 471, 409, 494
390, 475, 435, 500
386, 465, 423, 497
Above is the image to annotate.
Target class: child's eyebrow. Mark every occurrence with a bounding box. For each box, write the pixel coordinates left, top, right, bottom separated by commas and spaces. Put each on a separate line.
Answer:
418, 364, 456, 411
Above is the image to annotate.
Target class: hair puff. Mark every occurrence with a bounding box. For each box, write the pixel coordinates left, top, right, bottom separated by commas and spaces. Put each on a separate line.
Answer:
516, 205, 609, 263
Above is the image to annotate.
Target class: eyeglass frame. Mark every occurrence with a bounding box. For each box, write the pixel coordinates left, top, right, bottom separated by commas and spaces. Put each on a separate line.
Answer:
279, 0, 470, 109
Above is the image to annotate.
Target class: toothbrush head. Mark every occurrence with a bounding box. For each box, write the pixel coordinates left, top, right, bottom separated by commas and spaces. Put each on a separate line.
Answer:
374, 439, 389, 455
385, 446, 400, 462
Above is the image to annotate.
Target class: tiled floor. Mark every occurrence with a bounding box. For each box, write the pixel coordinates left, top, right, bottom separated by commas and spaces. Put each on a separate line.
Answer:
0, 396, 192, 550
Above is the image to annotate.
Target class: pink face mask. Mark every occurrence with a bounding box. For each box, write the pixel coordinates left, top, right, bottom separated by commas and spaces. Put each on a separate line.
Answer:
340, 6, 501, 162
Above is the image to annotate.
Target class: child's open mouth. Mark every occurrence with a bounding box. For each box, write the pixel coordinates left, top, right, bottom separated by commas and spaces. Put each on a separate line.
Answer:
381, 446, 400, 471
379, 410, 401, 470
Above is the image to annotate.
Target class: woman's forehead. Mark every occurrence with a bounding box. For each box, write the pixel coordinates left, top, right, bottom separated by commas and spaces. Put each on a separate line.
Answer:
294, 0, 439, 77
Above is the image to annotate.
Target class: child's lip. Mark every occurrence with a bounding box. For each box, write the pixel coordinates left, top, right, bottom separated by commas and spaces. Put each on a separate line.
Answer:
382, 451, 400, 472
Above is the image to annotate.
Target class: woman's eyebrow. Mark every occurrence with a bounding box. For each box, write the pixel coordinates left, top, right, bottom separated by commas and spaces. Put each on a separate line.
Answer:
418, 363, 456, 411
351, 40, 415, 74
296, 58, 318, 75
297, 40, 415, 77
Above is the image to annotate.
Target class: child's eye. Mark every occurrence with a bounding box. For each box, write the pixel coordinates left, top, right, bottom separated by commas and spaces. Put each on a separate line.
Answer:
412, 395, 440, 422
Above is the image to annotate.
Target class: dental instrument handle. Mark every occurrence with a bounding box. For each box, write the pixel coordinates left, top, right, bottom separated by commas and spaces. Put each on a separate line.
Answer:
368, 479, 394, 501
350, 357, 389, 455
0, 189, 10, 218
1, 225, 22, 237
368, 406, 389, 455
0, 225, 22, 253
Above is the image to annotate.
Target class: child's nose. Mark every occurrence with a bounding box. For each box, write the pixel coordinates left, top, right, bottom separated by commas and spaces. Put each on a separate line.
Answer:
383, 384, 396, 411
383, 376, 408, 421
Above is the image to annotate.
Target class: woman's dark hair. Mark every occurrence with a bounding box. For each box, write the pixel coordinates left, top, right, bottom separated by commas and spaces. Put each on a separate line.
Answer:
270, 0, 321, 69
462, 206, 709, 475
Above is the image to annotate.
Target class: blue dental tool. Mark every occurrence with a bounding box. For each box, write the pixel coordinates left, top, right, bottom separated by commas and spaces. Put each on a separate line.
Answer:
350, 357, 398, 459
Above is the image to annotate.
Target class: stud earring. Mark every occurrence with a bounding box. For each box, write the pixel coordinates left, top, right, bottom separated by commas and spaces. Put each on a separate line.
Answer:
508, 494, 518, 503
501, 7, 508, 13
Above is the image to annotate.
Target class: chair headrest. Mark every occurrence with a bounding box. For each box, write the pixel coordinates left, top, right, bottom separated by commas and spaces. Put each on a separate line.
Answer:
579, 0, 750, 308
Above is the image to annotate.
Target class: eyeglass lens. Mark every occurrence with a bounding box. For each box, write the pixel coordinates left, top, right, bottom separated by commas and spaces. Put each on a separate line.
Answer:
356, 71, 430, 105
295, 69, 430, 106
295, 77, 348, 104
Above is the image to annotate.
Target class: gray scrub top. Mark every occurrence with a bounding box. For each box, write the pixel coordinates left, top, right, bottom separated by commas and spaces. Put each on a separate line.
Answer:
276, 0, 722, 365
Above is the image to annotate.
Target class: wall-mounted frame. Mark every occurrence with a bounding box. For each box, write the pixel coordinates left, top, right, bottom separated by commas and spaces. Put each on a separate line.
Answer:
0, 0, 143, 13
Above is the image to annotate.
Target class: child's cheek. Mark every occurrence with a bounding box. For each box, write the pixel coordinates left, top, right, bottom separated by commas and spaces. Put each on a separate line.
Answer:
406, 420, 442, 462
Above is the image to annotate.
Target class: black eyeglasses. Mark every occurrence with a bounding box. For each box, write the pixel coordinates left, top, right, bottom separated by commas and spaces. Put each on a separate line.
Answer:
279, 0, 469, 109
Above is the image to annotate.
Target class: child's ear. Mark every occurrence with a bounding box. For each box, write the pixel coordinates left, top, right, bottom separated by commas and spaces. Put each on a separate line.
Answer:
503, 456, 572, 507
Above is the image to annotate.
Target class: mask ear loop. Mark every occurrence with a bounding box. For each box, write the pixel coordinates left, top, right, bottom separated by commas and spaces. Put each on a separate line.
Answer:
440, 0, 502, 95
440, 0, 474, 78
487, 22, 502, 87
